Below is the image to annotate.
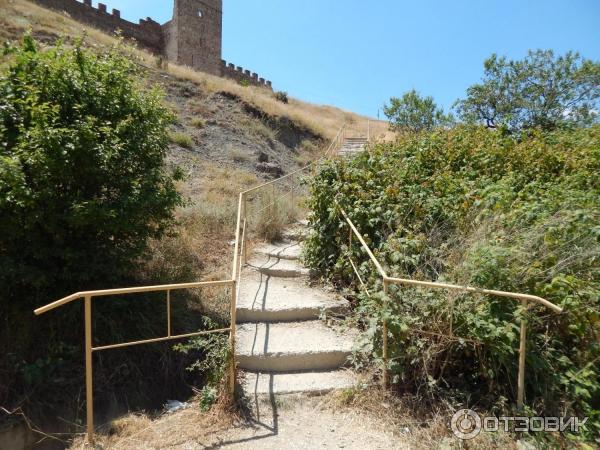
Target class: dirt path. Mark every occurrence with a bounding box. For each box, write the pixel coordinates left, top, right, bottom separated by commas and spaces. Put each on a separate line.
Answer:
200, 394, 406, 450
86, 394, 407, 449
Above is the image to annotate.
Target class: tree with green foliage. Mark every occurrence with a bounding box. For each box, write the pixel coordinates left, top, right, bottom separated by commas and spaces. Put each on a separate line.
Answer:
384, 89, 453, 132
0, 34, 188, 412
455, 50, 600, 131
0, 35, 183, 302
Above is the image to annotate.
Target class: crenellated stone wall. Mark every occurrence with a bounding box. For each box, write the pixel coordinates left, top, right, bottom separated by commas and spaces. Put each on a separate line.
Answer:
221, 60, 272, 89
32, 0, 273, 89
33, 0, 164, 53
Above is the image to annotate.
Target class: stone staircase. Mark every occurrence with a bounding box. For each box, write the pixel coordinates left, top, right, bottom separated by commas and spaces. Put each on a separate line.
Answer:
236, 221, 358, 395
337, 136, 368, 159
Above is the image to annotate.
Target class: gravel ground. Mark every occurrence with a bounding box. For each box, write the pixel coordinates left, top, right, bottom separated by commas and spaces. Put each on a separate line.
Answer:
176, 394, 407, 450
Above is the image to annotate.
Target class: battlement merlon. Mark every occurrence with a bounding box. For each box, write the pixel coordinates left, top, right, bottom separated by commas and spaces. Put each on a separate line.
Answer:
221, 60, 273, 90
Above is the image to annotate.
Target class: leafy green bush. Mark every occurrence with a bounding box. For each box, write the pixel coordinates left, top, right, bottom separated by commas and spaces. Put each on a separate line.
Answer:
0, 35, 183, 410
384, 89, 453, 132
0, 35, 182, 298
305, 125, 599, 441
174, 317, 230, 410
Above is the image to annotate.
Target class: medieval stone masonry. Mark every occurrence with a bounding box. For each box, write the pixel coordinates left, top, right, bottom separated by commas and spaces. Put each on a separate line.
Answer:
33, 0, 273, 89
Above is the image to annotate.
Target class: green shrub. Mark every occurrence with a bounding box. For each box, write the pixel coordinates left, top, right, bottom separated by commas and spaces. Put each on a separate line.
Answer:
305, 125, 600, 443
169, 131, 194, 148
155, 55, 168, 70
0, 34, 183, 304
275, 91, 289, 104
173, 317, 230, 410
0, 35, 183, 410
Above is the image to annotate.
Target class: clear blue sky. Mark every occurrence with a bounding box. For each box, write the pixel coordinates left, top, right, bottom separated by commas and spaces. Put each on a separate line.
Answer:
110, 0, 599, 118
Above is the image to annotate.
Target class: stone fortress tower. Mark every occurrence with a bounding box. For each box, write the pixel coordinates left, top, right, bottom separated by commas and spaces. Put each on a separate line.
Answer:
33, 0, 272, 89
163, 0, 223, 76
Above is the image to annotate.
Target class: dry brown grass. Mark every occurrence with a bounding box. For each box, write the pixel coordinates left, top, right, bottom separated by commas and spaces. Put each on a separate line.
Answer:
325, 385, 520, 450
252, 191, 299, 242
174, 163, 260, 279
69, 393, 240, 450
2, 0, 387, 141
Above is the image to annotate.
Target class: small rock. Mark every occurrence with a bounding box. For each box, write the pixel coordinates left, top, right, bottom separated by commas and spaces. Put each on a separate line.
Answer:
438, 437, 454, 450
165, 400, 190, 413
517, 440, 537, 450
255, 162, 283, 177
257, 151, 269, 163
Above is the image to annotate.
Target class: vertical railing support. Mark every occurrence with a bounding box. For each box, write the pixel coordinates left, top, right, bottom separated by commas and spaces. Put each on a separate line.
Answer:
242, 194, 248, 265
291, 174, 295, 219
348, 224, 353, 249
166, 290, 171, 337
229, 280, 237, 395
229, 193, 243, 397
84, 295, 94, 445
271, 184, 275, 217
382, 279, 390, 389
517, 299, 527, 409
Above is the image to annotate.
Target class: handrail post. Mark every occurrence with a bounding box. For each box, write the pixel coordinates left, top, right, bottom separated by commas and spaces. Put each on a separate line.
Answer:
291, 174, 295, 219
348, 224, 353, 248
517, 299, 527, 409
166, 290, 171, 337
242, 194, 248, 265
382, 279, 390, 389
229, 280, 237, 395
84, 295, 94, 445
271, 184, 275, 217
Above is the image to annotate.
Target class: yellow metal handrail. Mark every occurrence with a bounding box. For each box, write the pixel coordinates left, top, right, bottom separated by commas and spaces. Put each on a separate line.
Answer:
34, 279, 234, 444
338, 203, 563, 408
33, 123, 349, 444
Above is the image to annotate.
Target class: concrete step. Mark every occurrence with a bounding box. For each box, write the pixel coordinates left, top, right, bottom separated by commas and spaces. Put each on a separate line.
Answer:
247, 254, 309, 278
242, 369, 358, 395
256, 241, 302, 261
236, 321, 356, 372
237, 272, 349, 323
282, 225, 309, 241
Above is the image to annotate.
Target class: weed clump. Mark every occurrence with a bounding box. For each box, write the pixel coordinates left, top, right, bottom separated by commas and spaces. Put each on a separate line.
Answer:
169, 131, 194, 148
191, 117, 205, 128
275, 91, 289, 104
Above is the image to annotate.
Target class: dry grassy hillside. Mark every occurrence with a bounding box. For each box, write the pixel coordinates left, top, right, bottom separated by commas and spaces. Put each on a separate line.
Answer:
0, 0, 389, 276
0, 0, 387, 141
0, 0, 390, 278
